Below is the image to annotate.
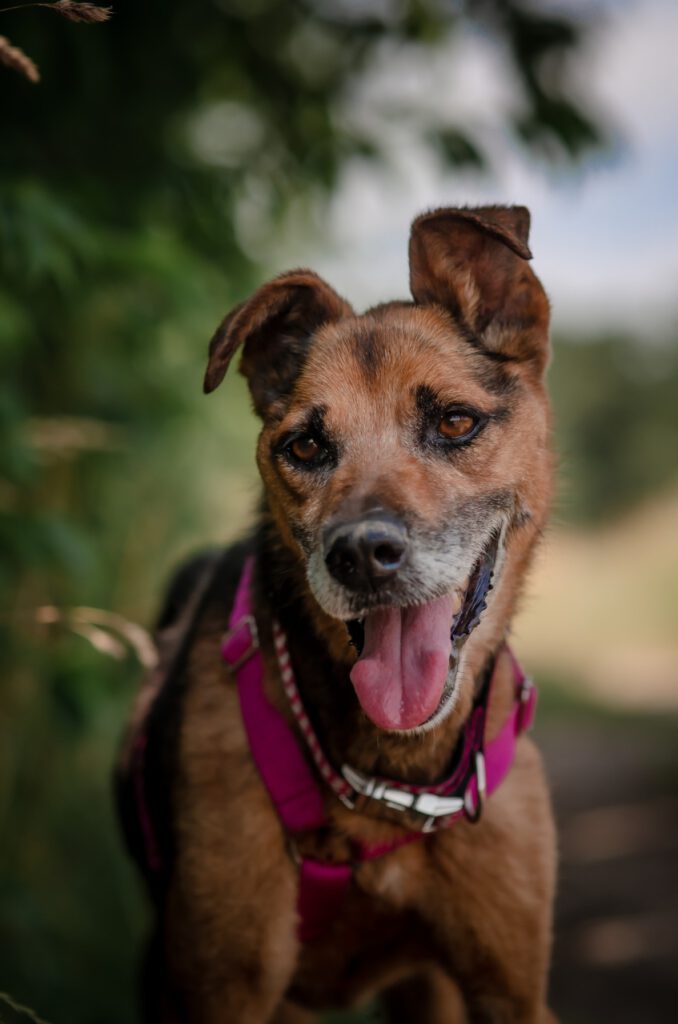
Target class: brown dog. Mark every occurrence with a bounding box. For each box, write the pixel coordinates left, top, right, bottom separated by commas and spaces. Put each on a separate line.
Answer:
118, 205, 557, 1023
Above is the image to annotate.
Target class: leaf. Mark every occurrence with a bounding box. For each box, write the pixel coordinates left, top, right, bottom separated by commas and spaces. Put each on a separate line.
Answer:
431, 128, 485, 169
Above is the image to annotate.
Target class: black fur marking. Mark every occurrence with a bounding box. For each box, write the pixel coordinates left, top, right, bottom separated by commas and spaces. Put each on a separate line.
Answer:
458, 489, 515, 517
354, 326, 384, 377
290, 521, 313, 555
488, 402, 511, 423
474, 359, 520, 399
274, 405, 339, 475
414, 384, 440, 422
252, 330, 312, 414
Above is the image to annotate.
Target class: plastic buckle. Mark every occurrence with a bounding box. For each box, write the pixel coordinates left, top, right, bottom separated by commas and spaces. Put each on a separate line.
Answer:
221, 614, 259, 671
341, 764, 465, 830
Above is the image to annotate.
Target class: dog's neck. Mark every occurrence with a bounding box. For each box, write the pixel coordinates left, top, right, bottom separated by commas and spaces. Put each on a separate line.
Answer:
254, 514, 523, 787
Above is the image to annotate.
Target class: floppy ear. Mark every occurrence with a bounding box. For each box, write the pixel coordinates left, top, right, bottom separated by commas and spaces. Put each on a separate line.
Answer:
409, 206, 550, 376
203, 269, 353, 414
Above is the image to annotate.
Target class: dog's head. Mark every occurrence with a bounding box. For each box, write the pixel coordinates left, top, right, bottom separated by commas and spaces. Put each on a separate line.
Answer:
205, 206, 552, 734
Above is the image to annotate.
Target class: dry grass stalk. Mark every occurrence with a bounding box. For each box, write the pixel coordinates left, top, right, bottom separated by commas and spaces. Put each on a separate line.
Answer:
0, 990, 53, 1024
0, 2, 112, 25
0, 3, 111, 83
52, 1, 111, 23
0, 33, 39, 81
37, 605, 159, 669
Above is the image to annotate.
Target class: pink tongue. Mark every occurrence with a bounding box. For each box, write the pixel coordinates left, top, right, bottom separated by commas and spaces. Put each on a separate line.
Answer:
350, 595, 455, 731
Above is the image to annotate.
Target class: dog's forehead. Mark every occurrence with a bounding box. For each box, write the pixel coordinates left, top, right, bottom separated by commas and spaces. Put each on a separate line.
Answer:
293, 304, 488, 414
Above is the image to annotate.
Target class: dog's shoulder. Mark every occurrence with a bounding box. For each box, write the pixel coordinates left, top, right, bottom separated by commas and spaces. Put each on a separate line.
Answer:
115, 537, 252, 887
157, 538, 250, 633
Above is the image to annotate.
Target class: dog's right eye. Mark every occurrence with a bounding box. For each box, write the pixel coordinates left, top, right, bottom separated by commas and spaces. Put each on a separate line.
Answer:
290, 435, 320, 462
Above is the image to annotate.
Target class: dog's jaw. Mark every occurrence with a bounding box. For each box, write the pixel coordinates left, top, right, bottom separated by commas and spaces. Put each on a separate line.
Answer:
390, 527, 510, 735
305, 518, 501, 623
304, 519, 508, 734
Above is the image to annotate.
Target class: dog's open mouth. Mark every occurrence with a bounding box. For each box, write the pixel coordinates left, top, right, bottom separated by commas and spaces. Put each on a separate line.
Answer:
347, 531, 500, 732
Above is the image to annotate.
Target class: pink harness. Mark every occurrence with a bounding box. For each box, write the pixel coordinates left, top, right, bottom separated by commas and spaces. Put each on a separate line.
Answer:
220, 558, 537, 942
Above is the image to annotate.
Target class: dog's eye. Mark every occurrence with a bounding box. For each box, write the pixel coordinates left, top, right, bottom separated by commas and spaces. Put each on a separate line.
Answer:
278, 421, 337, 472
288, 434, 322, 464
438, 410, 479, 443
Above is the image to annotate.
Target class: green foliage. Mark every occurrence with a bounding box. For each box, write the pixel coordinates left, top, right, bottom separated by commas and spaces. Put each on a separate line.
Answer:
550, 334, 678, 523
501, 2, 604, 159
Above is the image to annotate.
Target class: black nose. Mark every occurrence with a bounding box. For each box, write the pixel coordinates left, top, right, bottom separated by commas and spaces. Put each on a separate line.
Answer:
324, 514, 408, 591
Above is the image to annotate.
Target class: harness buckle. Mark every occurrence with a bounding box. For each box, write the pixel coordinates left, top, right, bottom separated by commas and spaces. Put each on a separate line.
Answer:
340, 764, 465, 830
463, 749, 486, 824
221, 614, 259, 671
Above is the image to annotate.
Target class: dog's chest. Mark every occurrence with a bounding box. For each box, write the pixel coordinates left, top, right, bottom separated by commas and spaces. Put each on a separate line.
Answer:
363, 855, 411, 904
288, 865, 441, 1009
286, 833, 461, 1007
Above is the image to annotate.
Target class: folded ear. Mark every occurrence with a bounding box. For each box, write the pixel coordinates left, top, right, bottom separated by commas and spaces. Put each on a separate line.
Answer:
203, 270, 353, 414
409, 206, 550, 376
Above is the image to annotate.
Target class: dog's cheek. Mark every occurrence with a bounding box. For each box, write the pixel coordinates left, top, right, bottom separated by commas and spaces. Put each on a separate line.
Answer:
257, 458, 315, 563
266, 493, 310, 560
289, 519, 314, 558
262, 478, 309, 558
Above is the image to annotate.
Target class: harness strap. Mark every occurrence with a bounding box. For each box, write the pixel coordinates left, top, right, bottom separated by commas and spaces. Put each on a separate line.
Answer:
222, 559, 326, 834
222, 559, 355, 942
297, 860, 353, 943
221, 557, 538, 943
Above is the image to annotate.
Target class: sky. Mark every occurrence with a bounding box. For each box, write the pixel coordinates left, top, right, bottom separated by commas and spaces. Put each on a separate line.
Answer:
264, 0, 678, 336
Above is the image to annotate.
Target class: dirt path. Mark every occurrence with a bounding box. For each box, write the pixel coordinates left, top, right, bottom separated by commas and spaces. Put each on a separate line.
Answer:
540, 715, 678, 1024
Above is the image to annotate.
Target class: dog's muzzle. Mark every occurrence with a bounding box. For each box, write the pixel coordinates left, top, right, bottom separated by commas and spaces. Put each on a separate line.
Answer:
323, 513, 408, 592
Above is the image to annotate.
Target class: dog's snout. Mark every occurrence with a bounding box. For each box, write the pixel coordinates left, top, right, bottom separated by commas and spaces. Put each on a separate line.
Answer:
324, 515, 408, 590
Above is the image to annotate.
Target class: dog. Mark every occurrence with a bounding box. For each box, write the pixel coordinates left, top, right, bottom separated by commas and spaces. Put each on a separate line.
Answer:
117, 205, 557, 1024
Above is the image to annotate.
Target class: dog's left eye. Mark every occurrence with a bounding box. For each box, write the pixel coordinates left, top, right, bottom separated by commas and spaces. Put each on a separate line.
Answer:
437, 410, 481, 443
285, 434, 325, 467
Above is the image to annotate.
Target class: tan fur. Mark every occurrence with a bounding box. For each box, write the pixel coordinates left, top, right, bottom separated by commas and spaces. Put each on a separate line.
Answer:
123, 207, 558, 1023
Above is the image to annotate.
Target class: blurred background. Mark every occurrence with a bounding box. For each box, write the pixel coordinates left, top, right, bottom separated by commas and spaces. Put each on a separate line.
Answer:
1, 1, 676, 1022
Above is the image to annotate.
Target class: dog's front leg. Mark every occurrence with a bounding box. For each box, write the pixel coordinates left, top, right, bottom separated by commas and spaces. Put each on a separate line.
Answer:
427, 745, 558, 1024
459, 994, 557, 1024
381, 967, 557, 1024
381, 968, 467, 1023
271, 1002, 319, 1024
164, 840, 301, 1024
433, 863, 557, 1024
